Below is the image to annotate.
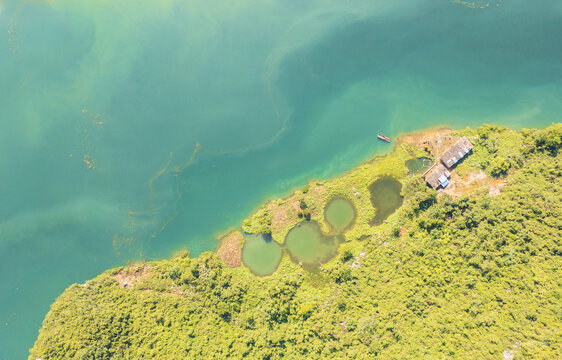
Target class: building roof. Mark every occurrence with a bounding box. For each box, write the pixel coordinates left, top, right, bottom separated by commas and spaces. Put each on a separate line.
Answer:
425, 165, 451, 189
440, 137, 473, 169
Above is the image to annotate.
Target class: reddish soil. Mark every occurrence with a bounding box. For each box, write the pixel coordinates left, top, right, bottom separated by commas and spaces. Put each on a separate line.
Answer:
217, 230, 243, 268
111, 264, 149, 288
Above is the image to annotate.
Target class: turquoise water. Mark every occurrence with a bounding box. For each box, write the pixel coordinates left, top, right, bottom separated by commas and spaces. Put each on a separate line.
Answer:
1, 0, 561, 357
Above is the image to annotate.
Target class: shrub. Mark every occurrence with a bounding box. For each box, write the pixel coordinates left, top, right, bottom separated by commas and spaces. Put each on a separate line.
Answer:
488, 157, 510, 178
340, 249, 354, 263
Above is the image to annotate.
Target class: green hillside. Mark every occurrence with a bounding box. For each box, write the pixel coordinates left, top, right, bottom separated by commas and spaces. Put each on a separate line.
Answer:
30, 125, 561, 359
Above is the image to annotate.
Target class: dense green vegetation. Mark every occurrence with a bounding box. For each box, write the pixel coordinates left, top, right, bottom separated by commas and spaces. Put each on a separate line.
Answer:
30, 125, 561, 359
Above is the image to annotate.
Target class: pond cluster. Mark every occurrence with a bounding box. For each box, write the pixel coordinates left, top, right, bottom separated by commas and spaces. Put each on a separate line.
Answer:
243, 176, 403, 276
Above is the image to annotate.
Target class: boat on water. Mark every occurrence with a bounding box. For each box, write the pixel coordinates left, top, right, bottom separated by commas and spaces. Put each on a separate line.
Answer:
377, 133, 391, 142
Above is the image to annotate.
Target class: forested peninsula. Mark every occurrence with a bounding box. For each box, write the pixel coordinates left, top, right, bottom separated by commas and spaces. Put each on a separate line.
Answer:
30, 125, 561, 359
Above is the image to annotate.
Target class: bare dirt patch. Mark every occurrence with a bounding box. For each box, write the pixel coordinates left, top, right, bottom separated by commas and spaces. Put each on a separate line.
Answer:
488, 177, 507, 197
268, 184, 326, 235
442, 170, 506, 197
112, 264, 149, 288
217, 230, 243, 268
398, 128, 456, 161
268, 199, 301, 234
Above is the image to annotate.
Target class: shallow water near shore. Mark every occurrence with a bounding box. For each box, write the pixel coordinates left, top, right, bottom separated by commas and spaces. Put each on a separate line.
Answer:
1, 0, 562, 357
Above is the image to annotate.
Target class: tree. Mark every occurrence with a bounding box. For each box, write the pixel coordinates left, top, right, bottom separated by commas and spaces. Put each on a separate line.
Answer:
488, 157, 510, 178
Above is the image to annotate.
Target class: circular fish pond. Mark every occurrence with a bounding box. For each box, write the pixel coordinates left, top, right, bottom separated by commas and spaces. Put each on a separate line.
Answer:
324, 197, 356, 232
369, 175, 404, 225
284, 221, 339, 265
405, 157, 432, 175
241, 233, 282, 276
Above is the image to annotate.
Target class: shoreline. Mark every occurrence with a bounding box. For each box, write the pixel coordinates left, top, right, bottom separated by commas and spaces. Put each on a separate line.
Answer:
30, 124, 562, 359
30, 123, 562, 359
217, 126, 461, 271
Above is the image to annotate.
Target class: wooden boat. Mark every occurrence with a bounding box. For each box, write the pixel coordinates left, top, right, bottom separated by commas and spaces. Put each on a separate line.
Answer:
377, 133, 391, 143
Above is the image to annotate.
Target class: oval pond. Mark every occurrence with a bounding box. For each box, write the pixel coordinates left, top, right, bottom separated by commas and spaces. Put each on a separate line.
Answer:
284, 221, 339, 265
369, 176, 404, 226
324, 197, 356, 232
241, 233, 282, 276
405, 157, 433, 175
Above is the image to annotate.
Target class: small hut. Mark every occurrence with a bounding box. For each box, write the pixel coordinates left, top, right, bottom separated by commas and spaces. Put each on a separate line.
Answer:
425, 165, 451, 189
440, 137, 473, 169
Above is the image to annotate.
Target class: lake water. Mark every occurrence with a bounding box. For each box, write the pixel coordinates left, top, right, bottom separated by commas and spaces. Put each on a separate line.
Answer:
1, 0, 562, 358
